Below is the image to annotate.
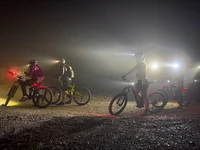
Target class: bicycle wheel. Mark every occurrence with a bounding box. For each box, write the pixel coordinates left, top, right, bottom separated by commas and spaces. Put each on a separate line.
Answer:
48, 87, 61, 104
109, 93, 128, 116
148, 91, 166, 113
32, 87, 53, 108
4, 84, 19, 106
157, 89, 168, 100
178, 89, 192, 106
73, 86, 91, 105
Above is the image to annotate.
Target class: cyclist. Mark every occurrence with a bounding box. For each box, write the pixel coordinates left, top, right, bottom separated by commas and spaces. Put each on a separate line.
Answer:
20, 60, 44, 102
57, 58, 74, 105
122, 52, 147, 108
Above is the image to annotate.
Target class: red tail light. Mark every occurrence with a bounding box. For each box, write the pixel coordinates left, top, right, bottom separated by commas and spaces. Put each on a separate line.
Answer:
7, 70, 17, 78
33, 83, 39, 87
161, 85, 165, 89
182, 87, 187, 91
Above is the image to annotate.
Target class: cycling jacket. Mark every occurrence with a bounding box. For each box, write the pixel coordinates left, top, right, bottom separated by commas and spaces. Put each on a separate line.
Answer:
26, 64, 44, 82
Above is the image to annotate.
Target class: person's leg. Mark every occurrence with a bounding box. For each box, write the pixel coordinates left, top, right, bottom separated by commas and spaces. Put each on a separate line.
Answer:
20, 80, 31, 101
64, 79, 72, 104
135, 80, 144, 108
57, 80, 68, 105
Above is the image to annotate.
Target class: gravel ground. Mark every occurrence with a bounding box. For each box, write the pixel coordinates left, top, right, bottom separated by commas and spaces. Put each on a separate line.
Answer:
1, 94, 200, 150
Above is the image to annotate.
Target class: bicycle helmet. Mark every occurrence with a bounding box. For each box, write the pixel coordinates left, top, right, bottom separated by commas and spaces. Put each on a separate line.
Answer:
134, 52, 144, 57
59, 58, 65, 64
29, 60, 38, 65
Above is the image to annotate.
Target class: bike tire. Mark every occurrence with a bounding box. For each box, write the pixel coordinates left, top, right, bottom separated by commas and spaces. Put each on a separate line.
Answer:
5, 84, 18, 106
73, 86, 91, 105
32, 87, 53, 108
157, 89, 169, 102
178, 89, 192, 106
148, 91, 167, 114
109, 93, 128, 116
48, 86, 61, 104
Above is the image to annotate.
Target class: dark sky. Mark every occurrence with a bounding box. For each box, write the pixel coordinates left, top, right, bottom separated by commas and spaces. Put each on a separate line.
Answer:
0, 0, 200, 91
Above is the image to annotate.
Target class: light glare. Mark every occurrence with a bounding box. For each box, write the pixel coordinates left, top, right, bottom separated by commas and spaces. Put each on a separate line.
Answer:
152, 63, 158, 69
173, 64, 179, 68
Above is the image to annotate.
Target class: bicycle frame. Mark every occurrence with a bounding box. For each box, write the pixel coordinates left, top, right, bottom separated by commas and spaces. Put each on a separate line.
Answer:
65, 83, 75, 95
7, 71, 44, 99
161, 85, 182, 100
121, 84, 142, 105
58, 77, 76, 96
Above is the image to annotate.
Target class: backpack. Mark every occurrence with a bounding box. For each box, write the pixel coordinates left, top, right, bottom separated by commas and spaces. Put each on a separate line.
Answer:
64, 65, 74, 78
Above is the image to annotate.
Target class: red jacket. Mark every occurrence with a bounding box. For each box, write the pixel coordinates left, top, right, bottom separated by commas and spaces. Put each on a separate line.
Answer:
26, 65, 44, 81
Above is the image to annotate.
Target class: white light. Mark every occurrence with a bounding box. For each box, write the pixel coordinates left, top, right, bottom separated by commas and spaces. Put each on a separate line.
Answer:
167, 80, 170, 83
173, 64, 179, 68
132, 53, 135, 56
152, 63, 158, 69
194, 80, 198, 82
131, 82, 134, 85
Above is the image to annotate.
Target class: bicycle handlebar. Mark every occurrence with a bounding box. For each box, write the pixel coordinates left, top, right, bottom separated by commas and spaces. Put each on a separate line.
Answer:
8, 71, 24, 79
121, 76, 130, 82
121, 76, 155, 85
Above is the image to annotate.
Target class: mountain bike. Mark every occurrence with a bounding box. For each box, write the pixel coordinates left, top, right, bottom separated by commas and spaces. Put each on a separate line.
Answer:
108, 77, 166, 116
49, 77, 91, 106
158, 83, 192, 108
2, 71, 53, 108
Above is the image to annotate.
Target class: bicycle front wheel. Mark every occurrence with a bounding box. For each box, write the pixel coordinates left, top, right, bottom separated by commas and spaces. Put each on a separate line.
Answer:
73, 86, 91, 105
4, 84, 19, 106
32, 87, 53, 108
178, 89, 192, 106
148, 91, 167, 113
48, 87, 61, 104
109, 93, 128, 116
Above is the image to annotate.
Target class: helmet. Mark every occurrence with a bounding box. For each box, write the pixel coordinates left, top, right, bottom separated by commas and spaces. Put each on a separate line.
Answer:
134, 52, 144, 58
29, 60, 38, 65
59, 58, 65, 64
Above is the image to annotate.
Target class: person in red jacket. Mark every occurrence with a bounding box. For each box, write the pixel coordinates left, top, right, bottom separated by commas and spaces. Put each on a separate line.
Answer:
20, 60, 44, 102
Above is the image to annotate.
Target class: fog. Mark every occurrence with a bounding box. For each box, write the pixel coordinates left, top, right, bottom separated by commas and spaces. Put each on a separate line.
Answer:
0, 0, 200, 95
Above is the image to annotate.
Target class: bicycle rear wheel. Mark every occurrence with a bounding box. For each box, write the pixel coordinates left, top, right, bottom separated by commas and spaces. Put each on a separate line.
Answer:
109, 93, 128, 116
178, 89, 192, 106
157, 89, 168, 100
32, 87, 52, 108
148, 91, 166, 113
73, 86, 91, 105
48, 87, 61, 104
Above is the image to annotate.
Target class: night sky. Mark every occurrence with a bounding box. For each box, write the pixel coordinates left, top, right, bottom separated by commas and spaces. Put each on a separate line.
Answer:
0, 0, 200, 93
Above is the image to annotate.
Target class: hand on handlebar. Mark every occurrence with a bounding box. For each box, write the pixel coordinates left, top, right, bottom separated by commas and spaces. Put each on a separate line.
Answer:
121, 76, 131, 83
121, 75, 126, 79
20, 77, 27, 82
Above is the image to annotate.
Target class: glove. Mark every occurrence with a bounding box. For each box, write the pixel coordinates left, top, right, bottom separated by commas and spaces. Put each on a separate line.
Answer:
20, 77, 27, 82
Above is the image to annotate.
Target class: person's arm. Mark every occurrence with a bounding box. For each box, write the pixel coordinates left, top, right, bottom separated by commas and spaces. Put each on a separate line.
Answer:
58, 64, 65, 77
122, 66, 137, 78
24, 67, 32, 80
61, 65, 65, 76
